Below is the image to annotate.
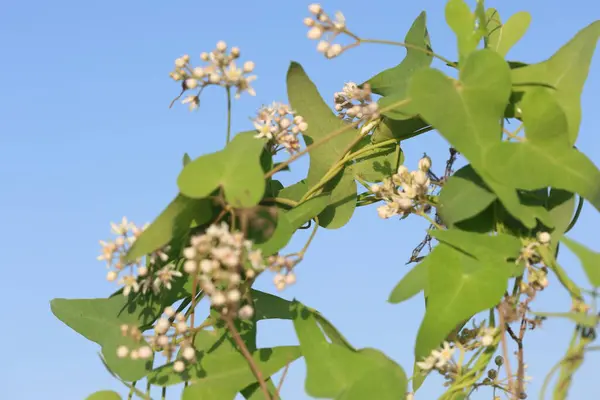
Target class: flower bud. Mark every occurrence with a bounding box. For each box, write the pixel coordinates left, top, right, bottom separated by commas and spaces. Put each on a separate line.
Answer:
418, 155, 432, 172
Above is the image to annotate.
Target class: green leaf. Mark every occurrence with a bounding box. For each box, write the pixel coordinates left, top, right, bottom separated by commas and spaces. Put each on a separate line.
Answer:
352, 137, 399, 183
511, 21, 600, 145
286, 193, 330, 229
415, 243, 511, 362
388, 260, 428, 304
561, 236, 600, 287
409, 49, 547, 228
483, 142, 600, 214
292, 302, 407, 399
366, 11, 432, 97
125, 195, 212, 262
278, 180, 308, 203
520, 88, 570, 149
318, 167, 357, 229
287, 62, 358, 188
445, 0, 479, 65
487, 10, 531, 57
182, 153, 191, 166
531, 311, 599, 328
251, 209, 294, 256
438, 165, 497, 227
51, 296, 157, 381
85, 391, 122, 400
429, 229, 521, 263
181, 346, 301, 400
547, 189, 576, 236
178, 131, 266, 207
371, 117, 430, 143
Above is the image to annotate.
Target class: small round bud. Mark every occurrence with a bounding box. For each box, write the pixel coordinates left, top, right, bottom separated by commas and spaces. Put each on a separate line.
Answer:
316, 40, 330, 53
418, 155, 432, 172
243, 61, 255, 73
176, 321, 188, 333
285, 273, 296, 285
537, 231, 551, 245
412, 170, 429, 187
227, 289, 241, 303
495, 356, 504, 366
211, 291, 226, 307
116, 345, 129, 358
231, 47, 240, 57
395, 197, 413, 211
326, 44, 342, 58
183, 260, 197, 274
185, 78, 198, 89
120, 324, 129, 336
397, 165, 409, 176
175, 57, 187, 68
130, 349, 139, 360
209, 73, 220, 84
308, 3, 322, 14
138, 346, 153, 359
106, 271, 118, 282
370, 184, 380, 194
303, 17, 315, 27
216, 41, 227, 52
173, 360, 185, 373
487, 369, 497, 379
137, 266, 148, 276
298, 121, 308, 132
238, 304, 254, 320
307, 26, 323, 40
182, 346, 196, 361
154, 318, 170, 335
200, 52, 209, 61
157, 335, 169, 347
164, 306, 175, 317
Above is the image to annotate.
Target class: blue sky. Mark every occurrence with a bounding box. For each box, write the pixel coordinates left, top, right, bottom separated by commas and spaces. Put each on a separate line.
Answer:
1, 0, 599, 399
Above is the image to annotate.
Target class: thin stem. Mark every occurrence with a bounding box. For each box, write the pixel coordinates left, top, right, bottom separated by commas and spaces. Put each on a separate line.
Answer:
498, 305, 515, 397
358, 38, 457, 67
274, 363, 291, 400
299, 217, 319, 256
225, 317, 271, 400
417, 210, 444, 230
226, 86, 232, 144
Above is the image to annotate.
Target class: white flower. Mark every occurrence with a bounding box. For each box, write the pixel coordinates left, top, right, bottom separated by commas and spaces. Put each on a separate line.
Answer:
119, 275, 140, 296
307, 26, 324, 40
431, 341, 455, 369
212, 291, 226, 307
185, 78, 198, 89
183, 260, 197, 274
416, 355, 436, 372
216, 40, 227, 52
411, 170, 429, 187
243, 61, 255, 73
164, 306, 175, 317
308, 3, 322, 14
182, 95, 199, 111
155, 318, 171, 335
138, 346, 153, 359
377, 203, 399, 219
227, 289, 241, 303
326, 44, 343, 58
153, 265, 183, 292
182, 346, 196, 361
106, 270, 118, 282
285, 273, 296, 285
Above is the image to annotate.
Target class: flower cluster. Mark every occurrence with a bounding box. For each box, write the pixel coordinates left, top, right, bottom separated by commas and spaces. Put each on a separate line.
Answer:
516, 232, 552, 296
334, 82, 379, 122
98, 217, 173, 296
183, 222, 263, 320
253, 102, 308, 154
267, 255, 299, 291
170, 41, 257, 110
416, 341, 455, 373
478, 327, 497, 347
116, 324, 153, 360
370, 156, 433, 219
304, 4, 350, 59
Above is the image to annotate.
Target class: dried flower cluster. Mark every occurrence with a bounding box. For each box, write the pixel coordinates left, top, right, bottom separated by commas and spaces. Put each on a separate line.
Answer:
334, 82, 379, 122
183, 222, 262, 320
170, 41, 257, 110
267, 255, 300, 291
370, 156, 433, 219
304, 4, 350, 59
516, 232, 552, 297
253, 102, 308, 154
98, 217, 174, 296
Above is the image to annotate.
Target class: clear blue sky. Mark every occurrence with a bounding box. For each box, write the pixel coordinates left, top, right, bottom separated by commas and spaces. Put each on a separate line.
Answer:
1, 0, 599, 399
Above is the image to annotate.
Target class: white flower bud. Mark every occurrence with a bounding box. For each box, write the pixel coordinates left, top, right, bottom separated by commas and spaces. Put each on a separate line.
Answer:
137, 346, 153, 359
227, 289, 241, 303
183, 260, 197, 274
317, 40, 330, 53
116, 345, 129, 358
185, 78, 198, 89
182, 346, 196, 361
183, 246, 196, 260
285, 273, 296, 285
243, 61, 255, 73
418, 155, 432, 172
231, 47, 240, 57
412, 170, 429, 187
211, 291, 226, 306
275, 281, 286, 291
307, 26, 323, 40
238, 304, 254, 320
120, 324, 129, 336
106, 271, 118, 282
175, 57, 187, 68
308, 3, 322, 14
192, 67, 205, 78
279, 118, 291, 129
209, 73, 220, 84
298, 122, 308, 132
164, 306, 175, 317
137, 266, 148, 276
395, 197, 413, 211
303, 17, 315, 26
176, 321, 188, 333
157, 335, 169, 347
200, 52, 209, 61
481, 334, 494, 347
537, 232, 551, 245
130, 349, 139, 360
173, 360, 185, 373
154, 318, 170, 335
370, 184, 380, 194
397, 165, 409, 176
216, 41, 227, 52
326, 44, 342, 58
